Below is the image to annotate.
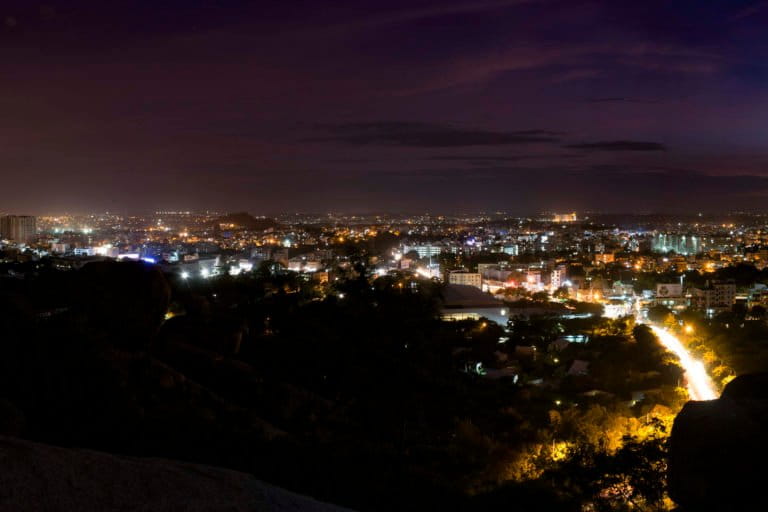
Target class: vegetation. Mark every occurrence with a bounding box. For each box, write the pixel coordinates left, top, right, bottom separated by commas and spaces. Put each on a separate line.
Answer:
0, 257, 689, 510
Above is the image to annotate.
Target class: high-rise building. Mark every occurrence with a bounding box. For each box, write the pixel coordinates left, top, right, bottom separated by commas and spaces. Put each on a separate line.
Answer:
0, 215, 37, 244
551, 266, 567, 289
652, 233, 701, 255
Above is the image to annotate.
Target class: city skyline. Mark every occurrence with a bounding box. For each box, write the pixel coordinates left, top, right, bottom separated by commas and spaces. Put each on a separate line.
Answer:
4, 4, 768, 510
2, 1, 768, 212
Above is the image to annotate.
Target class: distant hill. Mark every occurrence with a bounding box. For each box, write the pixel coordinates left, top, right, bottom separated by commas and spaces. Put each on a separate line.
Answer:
212, 212, 281, 231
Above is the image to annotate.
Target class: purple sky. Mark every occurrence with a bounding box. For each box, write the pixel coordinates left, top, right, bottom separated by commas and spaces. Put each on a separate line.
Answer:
3, 0, 768, 214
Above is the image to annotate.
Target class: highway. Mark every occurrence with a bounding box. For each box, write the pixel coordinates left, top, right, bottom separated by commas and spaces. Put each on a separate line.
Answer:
646, 324, 719, 401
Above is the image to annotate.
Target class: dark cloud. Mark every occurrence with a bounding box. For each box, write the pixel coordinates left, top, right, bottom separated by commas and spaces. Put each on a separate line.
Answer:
564, 141, 668, 151
385, 164, 768, 185
0, 1, 765, 213
311, 122, 561, 147
729, 1, 768, 21
587, 97, 628, 102
384, 166, 525, 178
426, 155, 534, 162
584, 97, 662, 104
294, 0, 536, 37
578, 169, 768, 201
365, 165, 768, 213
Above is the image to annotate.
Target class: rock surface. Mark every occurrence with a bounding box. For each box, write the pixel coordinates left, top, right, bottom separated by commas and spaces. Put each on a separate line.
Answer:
668, 373, 768, 511
0, 435, 351, 511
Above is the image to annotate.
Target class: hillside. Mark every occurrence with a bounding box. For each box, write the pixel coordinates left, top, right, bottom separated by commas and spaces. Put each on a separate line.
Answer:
213, 212, 281, 231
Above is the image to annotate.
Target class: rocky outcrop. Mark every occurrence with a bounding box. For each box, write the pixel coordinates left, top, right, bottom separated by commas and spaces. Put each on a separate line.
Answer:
0, 435, 351, 511
668, 373, 768, 511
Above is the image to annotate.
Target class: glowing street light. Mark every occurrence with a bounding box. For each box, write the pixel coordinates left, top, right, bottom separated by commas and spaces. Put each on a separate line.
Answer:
181, 271, 190, 280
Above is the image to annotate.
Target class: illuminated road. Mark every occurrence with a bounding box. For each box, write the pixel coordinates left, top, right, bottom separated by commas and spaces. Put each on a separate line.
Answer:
647, 325, 719, 401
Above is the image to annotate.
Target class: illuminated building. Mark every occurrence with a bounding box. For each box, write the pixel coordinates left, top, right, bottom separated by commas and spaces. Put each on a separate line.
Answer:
653, 233, 702, 255
552, 212, 577, 222
50, 243, 69, 254
655, 283, 685, 309
0, 215, 37, 244
441, 283, 508, 324
477, 264, 513, 281
594, 253, 615, 265
691, 280, 736, 316
551, 266, 567, 289
402, 244, 444, 259
525, 270, 542, 289
94, 245, 119, 258
502, 245, 519, 255
287, 256, 322, 273
448, 271, 482, 289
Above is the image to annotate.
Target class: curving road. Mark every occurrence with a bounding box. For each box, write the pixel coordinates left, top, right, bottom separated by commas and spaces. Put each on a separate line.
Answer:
647, 324, 718, 401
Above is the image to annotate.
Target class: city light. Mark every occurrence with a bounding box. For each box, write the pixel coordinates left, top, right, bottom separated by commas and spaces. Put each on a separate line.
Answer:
415, 267, 432, 279
648, 325, 718, 401
94, 244, 113, 256
4, 4, 767, 509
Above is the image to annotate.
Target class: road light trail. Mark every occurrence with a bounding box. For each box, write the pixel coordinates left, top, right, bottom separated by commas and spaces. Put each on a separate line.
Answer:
648, 325, 718, 401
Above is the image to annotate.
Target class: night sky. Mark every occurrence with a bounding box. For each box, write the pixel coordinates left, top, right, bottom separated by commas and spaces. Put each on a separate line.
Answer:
3, 1, 768, 214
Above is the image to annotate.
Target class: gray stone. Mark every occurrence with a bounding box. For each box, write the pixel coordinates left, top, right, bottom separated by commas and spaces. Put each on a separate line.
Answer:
0, 435, 352, 511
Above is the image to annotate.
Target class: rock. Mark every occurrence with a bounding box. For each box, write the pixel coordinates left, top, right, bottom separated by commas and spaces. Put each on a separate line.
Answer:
668, 373, 768, 511
0, 435, 351, 511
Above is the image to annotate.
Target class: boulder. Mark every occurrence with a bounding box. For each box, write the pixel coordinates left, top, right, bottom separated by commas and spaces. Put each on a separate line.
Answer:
668, 373, 768, 510
0, 435, 351, 511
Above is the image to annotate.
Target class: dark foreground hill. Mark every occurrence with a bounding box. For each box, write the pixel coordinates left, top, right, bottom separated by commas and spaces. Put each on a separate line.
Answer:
0, 435, 350, 511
